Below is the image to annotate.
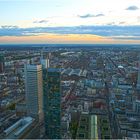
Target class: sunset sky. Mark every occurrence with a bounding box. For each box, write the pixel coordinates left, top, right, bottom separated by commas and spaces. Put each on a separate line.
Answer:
0, 0, 140, 44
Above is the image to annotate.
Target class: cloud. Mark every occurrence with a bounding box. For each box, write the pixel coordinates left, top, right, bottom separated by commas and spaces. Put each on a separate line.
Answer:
1, 25, 19, 29
111, 36, 140, 40
126, 6, 139, 11
106, 22, 116, 25
137, 16, 140, 22
0, 25, 140, 40
78, 14, 94, 18
119, 22, 126, 25
33, 20, 48, 23
106, 22, 126, 26
78, 13, 104, 18
95, 14, 104, 17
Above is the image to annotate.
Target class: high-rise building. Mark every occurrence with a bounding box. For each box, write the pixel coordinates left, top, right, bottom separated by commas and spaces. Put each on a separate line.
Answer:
24, 64, 43, 121
137, 59, 140, 90
41, 58, 49, 69
43, 68, 61, 139
40, 48, 50, 69
96, 56, 104, 69
0, 54, 4, 73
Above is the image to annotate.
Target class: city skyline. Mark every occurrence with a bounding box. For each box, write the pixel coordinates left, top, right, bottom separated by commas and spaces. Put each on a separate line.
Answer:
1, 44, 140, 139
0, 0, 140, 44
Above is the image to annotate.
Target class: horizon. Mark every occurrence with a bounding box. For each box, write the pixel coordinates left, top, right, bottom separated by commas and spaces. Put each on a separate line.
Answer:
0, 43, 140, 47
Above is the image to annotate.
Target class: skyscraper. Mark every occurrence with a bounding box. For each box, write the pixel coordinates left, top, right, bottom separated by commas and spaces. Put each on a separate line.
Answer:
0, 54, 4, 73
43, 68, 61, 139
41, 58, 49, 69
40, 48, 50, 69
137, 57, 140, 90
24, 64, 43, 121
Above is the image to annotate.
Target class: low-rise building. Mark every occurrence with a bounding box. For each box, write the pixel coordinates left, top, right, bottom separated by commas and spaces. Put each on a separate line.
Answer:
76, 112, 98, 139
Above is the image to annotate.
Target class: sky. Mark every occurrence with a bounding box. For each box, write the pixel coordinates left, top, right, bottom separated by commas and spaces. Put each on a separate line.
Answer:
0, 0, 140, 44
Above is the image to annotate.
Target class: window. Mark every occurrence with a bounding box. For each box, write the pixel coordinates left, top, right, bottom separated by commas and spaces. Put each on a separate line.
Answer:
80, 125, 86, 130
103, 120, 108, 123
104, 135, 110, 139
79, 133, 85, 138
104, 127, 109, 131
81, 118, 87, 122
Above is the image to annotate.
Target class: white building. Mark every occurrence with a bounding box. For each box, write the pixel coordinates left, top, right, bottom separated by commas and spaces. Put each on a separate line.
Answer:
25, 64, 43, 120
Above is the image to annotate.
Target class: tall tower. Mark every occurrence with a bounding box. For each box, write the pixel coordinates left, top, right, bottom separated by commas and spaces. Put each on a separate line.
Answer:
41, 57, 49, 69
43, 68, 61, 139
0, 54, 4, 73
24, 64, 43, 121
40, 48, 50, 69
137, 57, 140, 90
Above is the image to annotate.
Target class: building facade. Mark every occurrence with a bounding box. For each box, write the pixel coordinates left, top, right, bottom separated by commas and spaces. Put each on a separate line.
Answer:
76, 112, 98, 139
137, 57, 140, 90
0, 54, 4, 73
133, 100, 140, 114
43, 68, 61, 139
137, 73, 140, 90
25, 64, 43, 120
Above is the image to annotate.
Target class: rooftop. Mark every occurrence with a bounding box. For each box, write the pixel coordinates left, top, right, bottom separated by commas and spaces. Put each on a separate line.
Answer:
3, 117, 34, 139
47, 68, 61, 72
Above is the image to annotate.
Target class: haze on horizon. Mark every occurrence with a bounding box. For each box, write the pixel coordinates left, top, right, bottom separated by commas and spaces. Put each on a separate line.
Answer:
0, 0, 140, 44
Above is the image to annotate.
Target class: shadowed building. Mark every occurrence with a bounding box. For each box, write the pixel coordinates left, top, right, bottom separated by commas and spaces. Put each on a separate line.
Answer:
0, 54, 4, 73
43, 68, 61, 139
137, 58, 140, 90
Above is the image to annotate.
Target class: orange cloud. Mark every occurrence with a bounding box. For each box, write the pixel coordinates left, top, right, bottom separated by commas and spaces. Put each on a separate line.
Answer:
0, 33, 140, 44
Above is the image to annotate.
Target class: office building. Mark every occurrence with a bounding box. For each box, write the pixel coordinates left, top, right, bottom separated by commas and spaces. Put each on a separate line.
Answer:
40, 48, 50, 69
43, 68, 61, 139
3, 117, 35, 139
24, 64, 43, 120
41, 58, 49, 69
16, 102, 27, 117
96, 56, 104, 69
133, 100, 140, 114
98, 115, 112, 139
137, 57, 140, 90
0, 54, 4, 73
76, 112, 98, 139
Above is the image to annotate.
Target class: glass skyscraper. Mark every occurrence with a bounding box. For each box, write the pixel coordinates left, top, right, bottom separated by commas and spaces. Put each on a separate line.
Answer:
43, 68, 61, 139
137, 57, 140, 90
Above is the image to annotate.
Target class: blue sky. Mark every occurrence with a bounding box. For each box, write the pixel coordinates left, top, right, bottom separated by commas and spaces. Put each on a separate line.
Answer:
0, 0, 140, 44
